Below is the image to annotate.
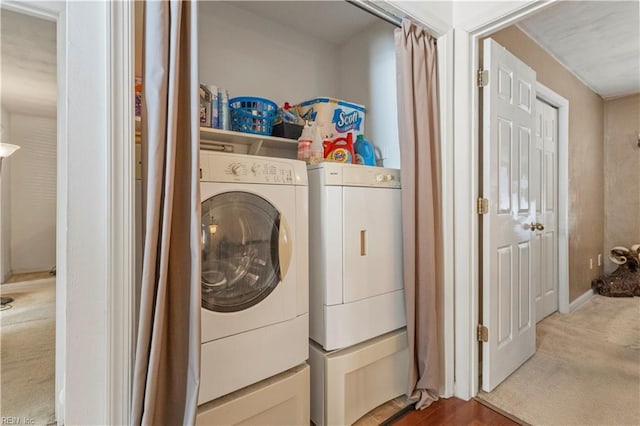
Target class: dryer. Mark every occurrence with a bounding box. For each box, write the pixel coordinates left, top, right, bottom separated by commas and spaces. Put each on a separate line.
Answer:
199, 151, 308, 405
308, 162, 405, 351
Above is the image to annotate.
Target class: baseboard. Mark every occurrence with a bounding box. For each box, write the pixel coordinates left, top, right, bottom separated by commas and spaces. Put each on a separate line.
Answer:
569, 289, 593, 313
0, 277, 56, 293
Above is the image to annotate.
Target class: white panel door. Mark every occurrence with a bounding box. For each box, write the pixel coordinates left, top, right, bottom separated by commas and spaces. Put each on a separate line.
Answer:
534, 99, 559, 322
482, 38, 537, 392
342, 186, 403, 304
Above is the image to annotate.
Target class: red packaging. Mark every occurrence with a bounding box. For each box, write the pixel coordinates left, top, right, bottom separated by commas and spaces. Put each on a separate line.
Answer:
322, 133, 355, 163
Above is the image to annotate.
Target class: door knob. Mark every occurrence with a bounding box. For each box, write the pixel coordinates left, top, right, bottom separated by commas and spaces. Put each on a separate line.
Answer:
529, 222, 544, 231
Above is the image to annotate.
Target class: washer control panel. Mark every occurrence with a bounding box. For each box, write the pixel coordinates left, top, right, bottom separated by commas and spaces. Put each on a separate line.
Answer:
201, 152, 307, 185
224, 160, 293, 184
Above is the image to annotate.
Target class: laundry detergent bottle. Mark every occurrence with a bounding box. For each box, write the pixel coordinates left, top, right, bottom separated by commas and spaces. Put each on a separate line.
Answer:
354, 134, 376, 166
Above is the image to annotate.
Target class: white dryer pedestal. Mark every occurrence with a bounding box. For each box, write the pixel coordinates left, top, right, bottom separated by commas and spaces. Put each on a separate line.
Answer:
309, 328, 408, 426
196, 363, 310, 426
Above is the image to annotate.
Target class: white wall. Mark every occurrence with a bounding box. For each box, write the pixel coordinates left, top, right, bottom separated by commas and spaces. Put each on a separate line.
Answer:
1, 106, 12, 282
198, 1, 338, 107
198, 2, 401, 168
9, 114, 56, 274
338, 20, 400, 168
386, 0, 453, 34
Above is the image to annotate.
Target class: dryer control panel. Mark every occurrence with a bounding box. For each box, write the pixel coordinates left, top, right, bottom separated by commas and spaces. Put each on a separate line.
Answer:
200, 151, 308, 185
307, 162, 401, 188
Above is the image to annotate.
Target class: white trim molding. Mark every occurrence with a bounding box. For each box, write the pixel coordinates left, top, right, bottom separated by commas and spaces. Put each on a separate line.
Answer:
437, 28, 455, 398
452, 27, 477, 401
569, 289, 594, 312
107, 1, 135, 425
535, 82, 570, 315
64, 2, 111, 423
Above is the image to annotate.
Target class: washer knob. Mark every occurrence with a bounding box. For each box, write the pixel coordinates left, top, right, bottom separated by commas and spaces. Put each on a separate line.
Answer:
231, 164, 242, 175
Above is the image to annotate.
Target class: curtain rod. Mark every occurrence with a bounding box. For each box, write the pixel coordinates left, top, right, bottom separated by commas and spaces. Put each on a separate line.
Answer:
345, 0, 402, 28
345, 0, 439, 43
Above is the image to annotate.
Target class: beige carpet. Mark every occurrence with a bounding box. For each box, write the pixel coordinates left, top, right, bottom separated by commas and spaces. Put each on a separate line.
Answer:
0, 279, 56, 425
478, 295, 640, 426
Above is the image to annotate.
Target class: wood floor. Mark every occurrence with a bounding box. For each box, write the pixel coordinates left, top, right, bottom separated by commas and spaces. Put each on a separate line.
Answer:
353, 396, 411, 425
386, 397, 520, 426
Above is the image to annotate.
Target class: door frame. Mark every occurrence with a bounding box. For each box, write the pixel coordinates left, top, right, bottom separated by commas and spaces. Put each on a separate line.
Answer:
535, 82, 570, 315
1, 1, 134, 424
452, 0, 559, 400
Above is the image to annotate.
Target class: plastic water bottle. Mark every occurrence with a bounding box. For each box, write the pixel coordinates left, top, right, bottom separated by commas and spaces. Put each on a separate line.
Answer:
208, 85, 219, 128
221, 89, 230, 131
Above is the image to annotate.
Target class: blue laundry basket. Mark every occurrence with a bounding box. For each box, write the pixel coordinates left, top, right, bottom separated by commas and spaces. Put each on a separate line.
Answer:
229, 97, 278, 136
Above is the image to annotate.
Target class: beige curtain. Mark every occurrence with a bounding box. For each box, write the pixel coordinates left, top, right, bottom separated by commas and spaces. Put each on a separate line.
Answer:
394, 19, 442, 410
132, 1, 201, 424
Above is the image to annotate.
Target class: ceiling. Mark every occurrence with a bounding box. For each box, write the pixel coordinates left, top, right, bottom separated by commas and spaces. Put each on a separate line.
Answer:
1, 9, 57, 118
226, 1, 382, 44
518, 1, 640, 99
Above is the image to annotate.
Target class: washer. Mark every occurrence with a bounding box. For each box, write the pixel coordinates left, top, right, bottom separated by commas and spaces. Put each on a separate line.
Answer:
199, 151, 308, 405
307, 162, 405, 351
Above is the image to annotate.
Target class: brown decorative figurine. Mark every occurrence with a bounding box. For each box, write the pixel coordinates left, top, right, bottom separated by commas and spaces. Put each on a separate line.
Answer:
592, 244, 640, 297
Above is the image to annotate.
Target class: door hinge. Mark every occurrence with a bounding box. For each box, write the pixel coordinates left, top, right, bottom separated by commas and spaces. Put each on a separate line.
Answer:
477, 69, 489, 87
477, 197, 489, 215
477, 324, 489, 342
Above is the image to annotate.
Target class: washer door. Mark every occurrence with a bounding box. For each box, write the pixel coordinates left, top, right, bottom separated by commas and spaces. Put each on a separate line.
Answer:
201, 191, 286, 312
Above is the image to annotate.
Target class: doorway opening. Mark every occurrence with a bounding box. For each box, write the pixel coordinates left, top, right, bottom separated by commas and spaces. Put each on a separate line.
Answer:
0, 7, 58, 424
476, 34, 570, 393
